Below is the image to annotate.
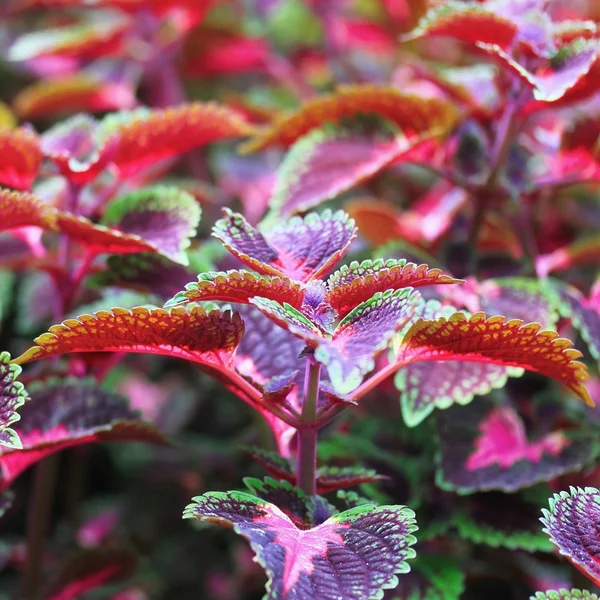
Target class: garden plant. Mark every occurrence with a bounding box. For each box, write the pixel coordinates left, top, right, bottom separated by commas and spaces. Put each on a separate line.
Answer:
0, 0, 600, 599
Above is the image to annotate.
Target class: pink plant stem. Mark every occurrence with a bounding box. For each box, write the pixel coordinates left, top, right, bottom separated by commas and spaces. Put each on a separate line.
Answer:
296, 359, 321, 496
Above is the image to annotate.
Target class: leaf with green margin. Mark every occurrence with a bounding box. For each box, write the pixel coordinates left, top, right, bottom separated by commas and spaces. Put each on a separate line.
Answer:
213, 208, 357, 282
326, 259, 461, 319
541, 486, 600, 587
165, 270, 306, 310
0, 352, 27, 449
267, 120, 412, 220
250, 297, 324, 341
452, 492, 554, 552
395, 300, 523, 427
184, 490, 418, 600
388, 555, 465, 600
544, 280, 600, 366
531, 591, 599, 599
316, 288, 421, 395
101, 186, 201, 265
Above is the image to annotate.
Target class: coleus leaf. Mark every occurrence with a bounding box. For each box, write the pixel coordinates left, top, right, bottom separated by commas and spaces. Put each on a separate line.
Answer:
393, 312, 592, 406
244, 446, 295, 482
0, 188, 57, 233
403, 1, 518, 49
541, 487, 600, 586
96, 102, 253, 179
395, 300, 521, 427
45, 547, 137, 600
56, 186, 200, 264
87, 254, 194, 301
0, 127, 42, 190
184, 491, 417, 600
242, 477, 336, 528
0, 378, 164, 490
436, 400, 596, 493
315, 466, 388, 494
544, 282, 600, 365
213, 208, 357, 282
388, 555, 465, 600
11, 306, 244, 371
325, 259, 461, 319
165, 270, 306, 310
0, 352, 28, 449
100, 186, 201, 264
453, 493, 554, 552
13, 74, 137, 121
242, 84, 457, 153
267, 120, 417, 219
531, 591, 599, 600
537, 234, 600, 276
314, 288, 421, 395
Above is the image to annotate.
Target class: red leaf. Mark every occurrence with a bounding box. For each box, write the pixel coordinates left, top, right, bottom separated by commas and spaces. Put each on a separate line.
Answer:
0, 188, 57, 232
536, 234, 600, 276
241, 85, 457, 152
396, 312, 592, 406
12, 306, 244, 369
97, 103, 254, 179
0, 127, 42, 190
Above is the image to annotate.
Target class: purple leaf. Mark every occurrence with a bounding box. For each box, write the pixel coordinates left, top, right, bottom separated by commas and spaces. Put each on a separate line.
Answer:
243, 446, 295, 483
315, 288, 421, 395
0, 377, 164, 490
101, 186, 201, 265
436, 399, 596, 493
213, 209, 357, 282
184, 491, 417, 600
269, 122, 412, 219
316, 466, 388, 494
0, 352, 27, 449
541, 487, 600, 586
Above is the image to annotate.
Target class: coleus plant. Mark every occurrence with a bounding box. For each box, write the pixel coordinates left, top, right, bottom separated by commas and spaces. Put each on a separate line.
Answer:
3, 201, 594, 599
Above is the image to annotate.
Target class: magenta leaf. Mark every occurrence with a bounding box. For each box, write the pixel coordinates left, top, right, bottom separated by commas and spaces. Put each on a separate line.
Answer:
184, 491, 417, 600
541, 487, 600, 586
88, 254, 195, 301
315, 288, 421, 395
101, 186, 201, 265
396, 301, 523, 427
0, 351, 28, 449
0, 378, 164, 490
213, 208, 357, 282
268, 121, 413, 219
436, 399, 597, 493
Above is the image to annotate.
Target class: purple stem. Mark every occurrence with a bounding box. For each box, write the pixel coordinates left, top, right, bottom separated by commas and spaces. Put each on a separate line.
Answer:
296, 359, 321, 496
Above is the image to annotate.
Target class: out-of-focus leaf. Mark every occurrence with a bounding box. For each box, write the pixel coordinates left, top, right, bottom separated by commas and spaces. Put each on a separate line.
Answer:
0, 127, 42, 190
531, 591, 599, 599
0, 188, 57, 232
537, 234, 600, 276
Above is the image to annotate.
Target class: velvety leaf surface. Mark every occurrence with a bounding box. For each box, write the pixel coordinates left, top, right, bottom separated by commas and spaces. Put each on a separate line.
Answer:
531, 591, 599, 599
0, 378, 164, 489
88, 254, 194, 300
0, 188, 57, 233
100, 186, 201, 264
268, 122, 413, 219
453, 493, 554, 552
436, 400, 596, 493
541, 487, 600, 586
387, 555, 465, 600
165, 270, 306, 310
96, 103, 253, 178
0, 127, 42, 190
0, 352, 28, 449
242, 85, 457, 153
325, 259, 461, 319
12, 306, 244, 369
184, 491, 417, 600
396, 312, 592, 406
316, 288, 421, 395
214, 209, 356, 282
